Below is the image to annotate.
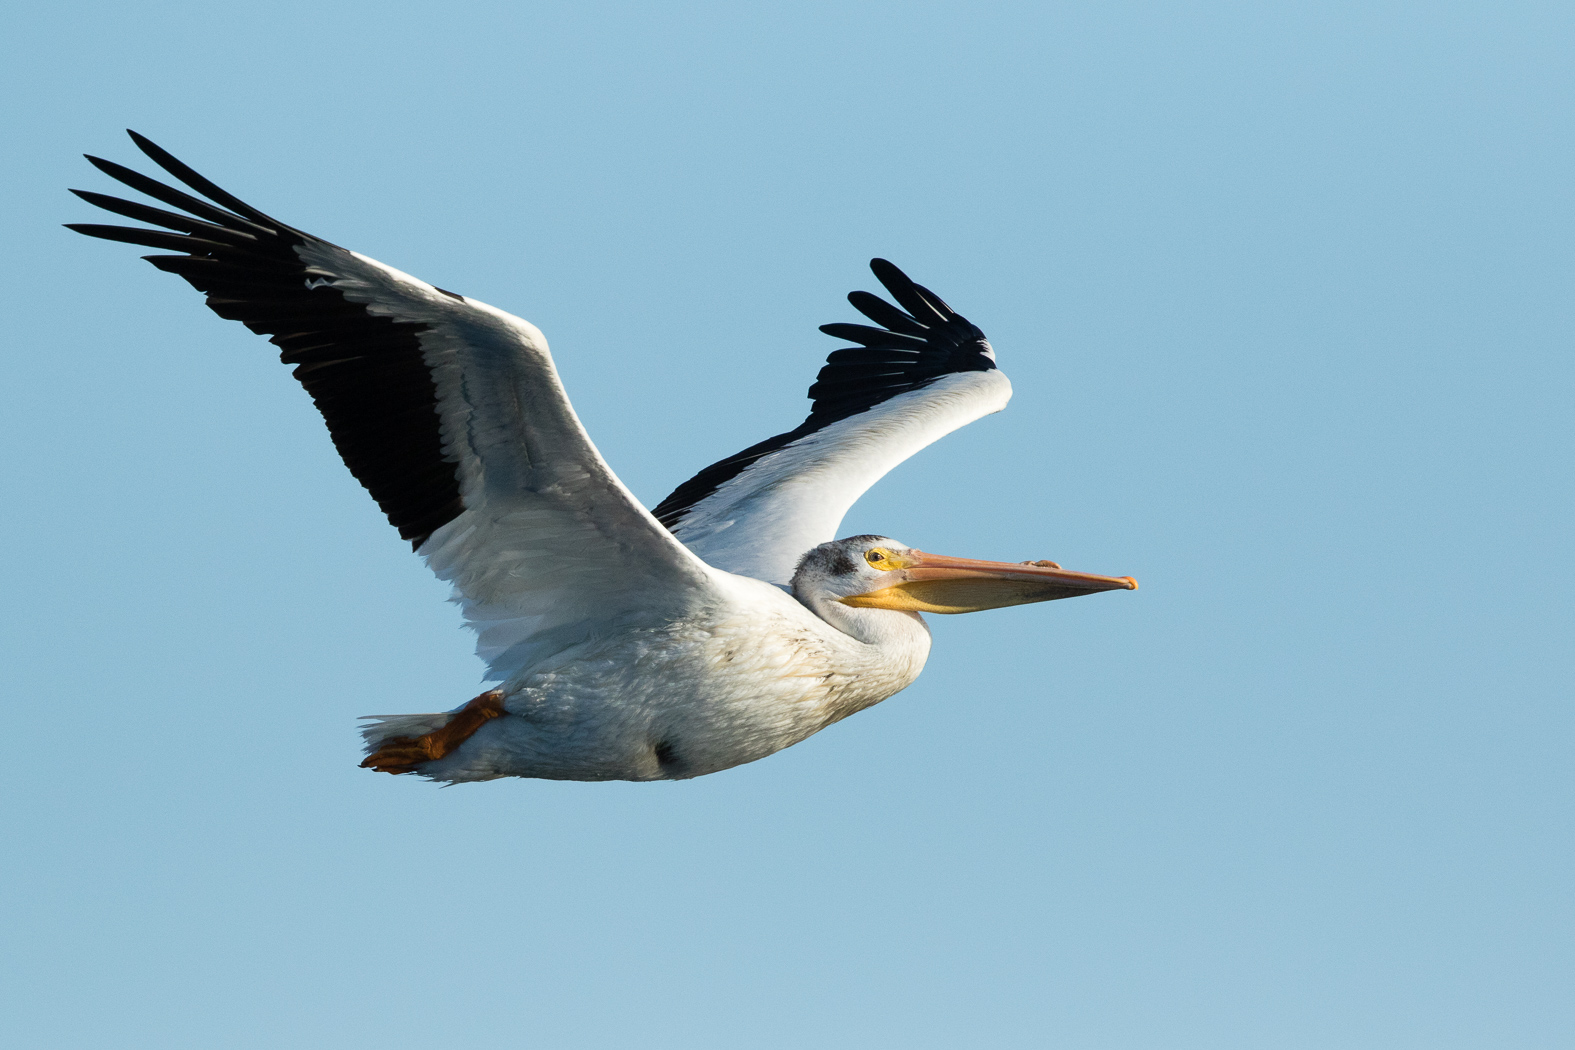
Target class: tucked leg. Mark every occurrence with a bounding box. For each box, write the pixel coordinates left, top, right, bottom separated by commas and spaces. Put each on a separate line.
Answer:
360, 690, 507, 774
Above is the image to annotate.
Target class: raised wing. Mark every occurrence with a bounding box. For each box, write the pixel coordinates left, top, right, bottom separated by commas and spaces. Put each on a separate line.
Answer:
69, 131, 718, 682
652, 260, 1012, 586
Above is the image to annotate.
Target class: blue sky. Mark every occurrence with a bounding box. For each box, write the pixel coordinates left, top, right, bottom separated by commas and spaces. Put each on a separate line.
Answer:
3, 2, 1571, 1047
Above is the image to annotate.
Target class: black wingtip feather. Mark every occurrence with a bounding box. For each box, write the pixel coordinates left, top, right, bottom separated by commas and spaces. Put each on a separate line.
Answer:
73, 137, 464, 551
69, 189, 264, 246
83, 153, 279, 235
817, 322, 928, 347
126, 130, 286, 230
651, 259, 996, 530
66, 222, 235, 255
847, 290, 930, 335
869, 258, 956, 323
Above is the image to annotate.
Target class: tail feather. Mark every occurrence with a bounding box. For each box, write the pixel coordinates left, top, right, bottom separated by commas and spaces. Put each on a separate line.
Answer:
359, 712, 451, 748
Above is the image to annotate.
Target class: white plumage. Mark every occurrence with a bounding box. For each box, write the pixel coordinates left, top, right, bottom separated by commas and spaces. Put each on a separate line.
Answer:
667, 370, 1013, 586
70, 132, 1136, 783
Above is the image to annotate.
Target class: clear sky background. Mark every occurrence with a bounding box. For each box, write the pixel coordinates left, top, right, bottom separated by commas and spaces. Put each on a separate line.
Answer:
2, 2, 1570, 1047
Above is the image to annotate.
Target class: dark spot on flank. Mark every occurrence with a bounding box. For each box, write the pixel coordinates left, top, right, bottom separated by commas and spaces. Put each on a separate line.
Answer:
654, 740, 681, 774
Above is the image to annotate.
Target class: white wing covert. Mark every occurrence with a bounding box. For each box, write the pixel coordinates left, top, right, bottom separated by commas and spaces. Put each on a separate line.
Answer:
69, 132, 717, 682
652, 260, 1011, 586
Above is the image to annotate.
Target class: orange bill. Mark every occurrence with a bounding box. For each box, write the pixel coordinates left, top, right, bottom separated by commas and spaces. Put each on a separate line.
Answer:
840, 549, 1137, 614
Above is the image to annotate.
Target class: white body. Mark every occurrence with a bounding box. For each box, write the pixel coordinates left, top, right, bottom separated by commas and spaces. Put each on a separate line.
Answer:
391, 572, 932, 782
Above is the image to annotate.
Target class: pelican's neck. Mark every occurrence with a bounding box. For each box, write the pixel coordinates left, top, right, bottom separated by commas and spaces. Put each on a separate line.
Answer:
796, 588, 933, 653
794, 594, 934, 726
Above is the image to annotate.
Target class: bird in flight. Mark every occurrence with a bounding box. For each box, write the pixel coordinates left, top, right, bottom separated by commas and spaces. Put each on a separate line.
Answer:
69, 131, 1136, 784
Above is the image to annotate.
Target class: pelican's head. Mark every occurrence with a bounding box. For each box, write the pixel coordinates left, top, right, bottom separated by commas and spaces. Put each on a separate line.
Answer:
793, 534, 1136, 625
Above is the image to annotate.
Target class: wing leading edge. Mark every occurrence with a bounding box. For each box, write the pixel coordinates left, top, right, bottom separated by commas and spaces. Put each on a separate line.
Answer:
68, 132, 718, 682
652, 260, 1012, 586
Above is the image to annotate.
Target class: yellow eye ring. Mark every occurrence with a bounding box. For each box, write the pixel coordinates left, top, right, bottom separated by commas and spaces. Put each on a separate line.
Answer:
865, 548, 894, 568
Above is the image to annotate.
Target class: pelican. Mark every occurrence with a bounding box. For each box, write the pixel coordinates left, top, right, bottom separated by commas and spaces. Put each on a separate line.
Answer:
68, 131, 1137, 784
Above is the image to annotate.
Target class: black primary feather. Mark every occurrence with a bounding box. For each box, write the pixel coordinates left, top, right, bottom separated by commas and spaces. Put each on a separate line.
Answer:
68, 132, 464, 549
651, 258, 994, 530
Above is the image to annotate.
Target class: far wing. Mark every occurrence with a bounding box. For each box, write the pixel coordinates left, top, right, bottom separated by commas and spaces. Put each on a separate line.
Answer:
652, 260, 1012, 586
69, 132, 718, 682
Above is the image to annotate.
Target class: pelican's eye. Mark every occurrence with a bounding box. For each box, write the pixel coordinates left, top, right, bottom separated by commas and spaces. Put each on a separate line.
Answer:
865, 548, 893, 568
